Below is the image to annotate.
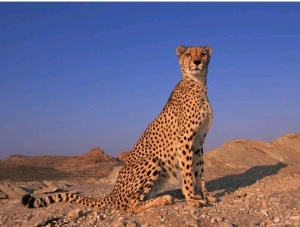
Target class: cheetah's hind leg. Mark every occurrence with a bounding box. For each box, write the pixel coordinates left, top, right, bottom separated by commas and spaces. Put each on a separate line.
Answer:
132, 195, 175, 214
125, 157, 175, 213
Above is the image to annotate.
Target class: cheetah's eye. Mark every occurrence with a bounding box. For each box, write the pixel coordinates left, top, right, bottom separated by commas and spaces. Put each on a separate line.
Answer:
201, 53, 206, 57
185, 53, 191, 57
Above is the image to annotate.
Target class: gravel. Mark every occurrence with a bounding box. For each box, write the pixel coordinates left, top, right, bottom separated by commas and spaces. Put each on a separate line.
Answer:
1, 163, 299, 227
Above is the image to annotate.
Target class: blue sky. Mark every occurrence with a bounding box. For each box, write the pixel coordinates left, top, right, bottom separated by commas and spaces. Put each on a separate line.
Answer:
1, 2, 299, 159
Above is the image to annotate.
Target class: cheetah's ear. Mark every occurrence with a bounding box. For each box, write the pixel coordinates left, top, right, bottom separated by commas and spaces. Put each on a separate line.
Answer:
204, 46, 212, 56
176, 45, 187, 57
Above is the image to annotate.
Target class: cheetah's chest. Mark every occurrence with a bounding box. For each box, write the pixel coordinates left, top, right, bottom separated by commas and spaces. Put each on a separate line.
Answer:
193, 100, 213, 150
195, 99, 213, 139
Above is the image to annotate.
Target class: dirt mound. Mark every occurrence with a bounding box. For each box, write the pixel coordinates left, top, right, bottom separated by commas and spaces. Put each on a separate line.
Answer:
204, 133, 300, 169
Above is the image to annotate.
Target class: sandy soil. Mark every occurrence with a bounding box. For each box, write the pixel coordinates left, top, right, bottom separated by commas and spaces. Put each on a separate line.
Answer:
0, 134, 299, 227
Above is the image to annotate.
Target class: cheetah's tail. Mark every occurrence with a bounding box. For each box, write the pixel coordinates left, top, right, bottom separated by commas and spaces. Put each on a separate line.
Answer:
21, 193, 109, 209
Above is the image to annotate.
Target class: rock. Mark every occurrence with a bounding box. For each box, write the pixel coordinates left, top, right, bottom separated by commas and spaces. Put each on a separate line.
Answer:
290, 216, 300, 221
261, 209, 268, 217
216, 217, 225, 222
68, 209, 84, 219
0, 181, 47, 200
259, 222, 266, 227
0, 183, 27, 199
43, 180, 72, 190
211, 217, 217, 223
234, 192, 247, 198
98, 166, 123, 184
112, 217, 140, 227
33, 186, 58, 194
117, 151, 130, 162
17, 181, 46, 192
273, 217, 280, 223
0, 190, 7, 199
218, 223, 234, 227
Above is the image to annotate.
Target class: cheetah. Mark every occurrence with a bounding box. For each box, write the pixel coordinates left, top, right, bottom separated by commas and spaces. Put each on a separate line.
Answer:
22, 45, 216, 213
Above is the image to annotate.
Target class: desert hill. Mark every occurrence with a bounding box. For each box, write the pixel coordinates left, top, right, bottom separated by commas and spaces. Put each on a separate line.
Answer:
205, 133, 300, 168
0, 147, 121, 182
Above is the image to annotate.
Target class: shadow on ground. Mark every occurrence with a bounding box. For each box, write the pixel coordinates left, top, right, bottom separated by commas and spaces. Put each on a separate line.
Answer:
161, 162, 287, 200
206, 162, 287, 197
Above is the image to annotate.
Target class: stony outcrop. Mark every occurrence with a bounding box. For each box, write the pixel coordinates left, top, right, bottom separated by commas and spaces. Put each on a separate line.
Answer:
59, 147, 116, 170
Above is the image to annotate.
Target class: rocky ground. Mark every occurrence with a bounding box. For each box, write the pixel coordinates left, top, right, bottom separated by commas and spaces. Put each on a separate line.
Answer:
0, 133, 299, 227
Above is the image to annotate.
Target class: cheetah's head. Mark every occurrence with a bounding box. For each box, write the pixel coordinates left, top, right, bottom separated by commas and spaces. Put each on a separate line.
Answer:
176, 45, 212, 83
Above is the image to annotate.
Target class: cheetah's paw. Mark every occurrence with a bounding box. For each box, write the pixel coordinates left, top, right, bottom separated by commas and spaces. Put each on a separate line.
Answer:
188, 198, 206, 208
205, 196, 217, 203
160, 195, 175, 205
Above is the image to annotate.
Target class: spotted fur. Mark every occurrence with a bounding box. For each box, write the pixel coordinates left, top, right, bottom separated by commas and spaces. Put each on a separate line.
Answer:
21, 45, 216, 213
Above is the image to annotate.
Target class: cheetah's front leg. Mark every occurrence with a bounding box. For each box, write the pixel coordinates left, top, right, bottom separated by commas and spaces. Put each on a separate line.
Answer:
192, 142, 217, 203
178, 138, 206, 207
192, 134, 205, 196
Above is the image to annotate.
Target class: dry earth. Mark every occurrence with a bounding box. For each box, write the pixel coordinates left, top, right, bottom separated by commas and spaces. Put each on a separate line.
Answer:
0, 133, 299, 227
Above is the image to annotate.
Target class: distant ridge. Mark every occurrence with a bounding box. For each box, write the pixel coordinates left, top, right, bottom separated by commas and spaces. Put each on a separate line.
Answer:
0, 147, 121, 182
0, 147, 116, 168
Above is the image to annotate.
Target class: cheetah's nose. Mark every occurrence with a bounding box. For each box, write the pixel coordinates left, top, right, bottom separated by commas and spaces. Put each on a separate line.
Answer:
193, 60, 201, 66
